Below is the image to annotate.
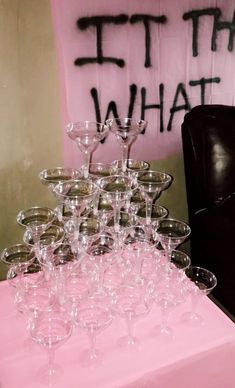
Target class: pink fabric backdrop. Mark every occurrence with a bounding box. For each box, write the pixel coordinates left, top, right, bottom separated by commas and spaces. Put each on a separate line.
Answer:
50, 0, 235, 168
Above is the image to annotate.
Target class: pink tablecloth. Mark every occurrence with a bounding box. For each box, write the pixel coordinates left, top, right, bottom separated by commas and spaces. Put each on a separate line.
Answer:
0, 279, 235, 388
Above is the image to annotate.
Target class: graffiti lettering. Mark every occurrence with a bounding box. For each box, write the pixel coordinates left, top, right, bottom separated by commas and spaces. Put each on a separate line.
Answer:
130, 14, 167, 67
74, 15, 128, 67
183, 8, 235, 56
90, 77, 221, 137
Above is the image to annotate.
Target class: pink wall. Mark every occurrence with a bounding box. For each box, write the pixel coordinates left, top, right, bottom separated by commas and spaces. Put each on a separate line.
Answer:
50, 0, 235, 168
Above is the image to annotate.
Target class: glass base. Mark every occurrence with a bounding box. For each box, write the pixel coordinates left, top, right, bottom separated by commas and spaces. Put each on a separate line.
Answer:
181, 311, 203, 326
152, 324, 174, 340
37, 363, 62, 385
79, 348, 102, 368
117, 335, 141, 351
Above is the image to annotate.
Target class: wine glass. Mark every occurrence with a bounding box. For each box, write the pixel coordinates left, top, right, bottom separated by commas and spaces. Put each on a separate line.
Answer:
30, 306, 73, 382
137, 171, 172, 226
0, 243, 35, 272
124, 225, 154, 283
23, 225, 65, 281
96, 175, 136, 234
7, 261, 44, 314
182, 266, 217, 325
107, 118, 147, 173
54, 179, 97, 235
155, 218, 191, 264
65, 121, 109, 179
17, 206, 55, 244
39, 167, 81, 221
94, 194, 113, 227
137, 204, 168, 228
112, 282, 152, 350
106, 210, 137, 250
88, 233, 116, 295
81, 162, 115, 179
112, 159, 150, 183
51, 243, 78, 305
75, 295, 113, 365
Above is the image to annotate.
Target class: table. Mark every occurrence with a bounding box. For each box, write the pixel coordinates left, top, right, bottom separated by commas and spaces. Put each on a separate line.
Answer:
0, 279, 235, 388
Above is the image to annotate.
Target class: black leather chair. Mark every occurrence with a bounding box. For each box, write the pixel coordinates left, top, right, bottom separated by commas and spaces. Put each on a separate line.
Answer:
181, 104, 235, 317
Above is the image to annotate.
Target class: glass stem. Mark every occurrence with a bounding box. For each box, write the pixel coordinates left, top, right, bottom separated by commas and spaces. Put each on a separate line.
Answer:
121, 145, 128, 173
191, 293, 200, 315
135, 252, 142, 277
47, 347, 55, 375
113, 206, 120, 233
88, 327, 97, 359
161, 306, 169, 329
125, 314, 134, 342
145, 199, 153, 226
83, 151, 90, 179
92, 192, 100, 216
98, 266, 105, 292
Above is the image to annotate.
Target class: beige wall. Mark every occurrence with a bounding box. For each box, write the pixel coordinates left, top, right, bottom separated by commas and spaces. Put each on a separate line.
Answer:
0, 0, 62, 278
0, 1, 189, 279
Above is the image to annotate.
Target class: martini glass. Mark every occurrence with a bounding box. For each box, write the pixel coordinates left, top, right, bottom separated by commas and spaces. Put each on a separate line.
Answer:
106, 211, 137, 250
137, 171, 172, 226
75, 295, 113, 366
23, 225, 65, 281
96, 175, 136, 234
124, 225, 154, 283
54, 179, 97, 236
106, 118, 147, 174
65, 121, 109, 179
88, 233, 116, 295
17, 207, 55, 245
81, 162, 115, 180
113, 282, 152, 350
0, 243, 35, 272
30, 307, 73, 382
7, 262, 44, 314
112, 159, 150, 182
94, 195, 113, 227
182, 266, 217, 325
137, 204, 168, 227
51, 243, 78, 305
39, 167, 81, 221
155, 218, 191, 264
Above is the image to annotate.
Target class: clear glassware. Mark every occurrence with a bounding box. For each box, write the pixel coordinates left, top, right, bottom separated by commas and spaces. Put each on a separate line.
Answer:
182, 266, 217, 325
75, 295, 113, 365
65, 121, 109, 179
137, 204, 168, 228
97, 175, 136, 233
152, 251, 191, 338
23, 225, 65, 254
94, 195, 113, 227
7, 262, 44, 313
107, 118, 147, 173
54, 179, 97, 235
88, 233, 116, 295
153, 291, 177, 339
137, 171, 172, 226
112, 159, 150, 182
30, 307, 73, 382
81, 162, 115, 179
155, 218, 191, 263
51, 243, 78, 305
112, 282, 153, 350
106, 211, 137, 250
124, 225, 154, 283
39, 167, 81, 221
17, 207, 55, 244
0, 243, 35, 271
23, 225, 65, 282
